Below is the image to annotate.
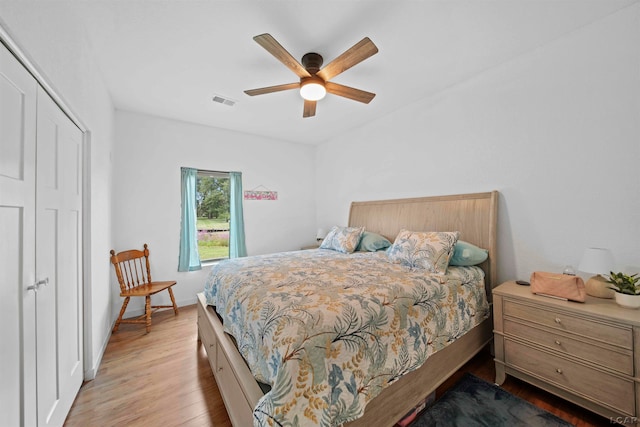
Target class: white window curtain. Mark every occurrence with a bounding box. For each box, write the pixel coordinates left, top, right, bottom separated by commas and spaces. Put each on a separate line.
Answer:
229, 171, 247, 258
178, 167, 202, 271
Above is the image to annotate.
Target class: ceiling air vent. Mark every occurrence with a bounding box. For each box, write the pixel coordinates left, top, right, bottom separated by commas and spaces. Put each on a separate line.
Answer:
212, 94, 236, 107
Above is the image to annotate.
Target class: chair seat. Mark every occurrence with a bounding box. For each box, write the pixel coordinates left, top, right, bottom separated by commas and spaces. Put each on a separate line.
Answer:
120, 281, 177, 297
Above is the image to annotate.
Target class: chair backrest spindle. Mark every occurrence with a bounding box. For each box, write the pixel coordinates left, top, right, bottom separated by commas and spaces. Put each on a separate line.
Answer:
124, 260, 134, 288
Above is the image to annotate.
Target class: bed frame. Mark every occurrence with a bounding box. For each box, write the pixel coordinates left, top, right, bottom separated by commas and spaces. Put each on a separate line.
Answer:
197, 190, 499, 426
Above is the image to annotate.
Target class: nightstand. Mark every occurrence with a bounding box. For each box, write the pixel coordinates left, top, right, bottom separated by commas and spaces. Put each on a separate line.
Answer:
301, 243, 320, 250
493, 281, 640, 424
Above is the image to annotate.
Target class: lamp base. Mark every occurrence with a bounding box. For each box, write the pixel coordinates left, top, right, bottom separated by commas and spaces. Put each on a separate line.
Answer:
585, 274, 614, 299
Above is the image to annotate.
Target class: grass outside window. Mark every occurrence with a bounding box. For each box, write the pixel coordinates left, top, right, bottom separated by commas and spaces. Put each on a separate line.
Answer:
197, 218, 229, 261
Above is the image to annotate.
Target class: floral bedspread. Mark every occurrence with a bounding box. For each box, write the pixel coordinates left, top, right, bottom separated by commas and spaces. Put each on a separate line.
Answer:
204, 249, 489, 427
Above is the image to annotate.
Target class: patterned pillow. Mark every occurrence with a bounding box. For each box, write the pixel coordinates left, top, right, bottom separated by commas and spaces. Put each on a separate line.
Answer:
319, 226, 365, 254
387, 229, 460, 274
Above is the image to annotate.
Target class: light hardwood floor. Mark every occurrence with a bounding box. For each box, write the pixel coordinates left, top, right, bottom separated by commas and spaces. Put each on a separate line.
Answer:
64, 305, 231, 427
65, 304, 609, 427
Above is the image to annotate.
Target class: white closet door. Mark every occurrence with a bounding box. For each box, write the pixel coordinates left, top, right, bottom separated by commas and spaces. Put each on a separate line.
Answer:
35, 86, 84, 427
0, 43, 38, 427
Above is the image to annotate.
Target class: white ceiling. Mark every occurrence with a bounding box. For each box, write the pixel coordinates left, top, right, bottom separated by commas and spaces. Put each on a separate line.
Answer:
30, 0, 638, 144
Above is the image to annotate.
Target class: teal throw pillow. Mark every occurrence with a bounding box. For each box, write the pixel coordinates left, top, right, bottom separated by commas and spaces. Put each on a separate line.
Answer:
356, 231, 391, 252
449, 241, 488, 266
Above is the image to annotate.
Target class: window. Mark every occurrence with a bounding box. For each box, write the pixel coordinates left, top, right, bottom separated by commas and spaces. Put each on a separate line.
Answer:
179, 167, 246, 272
196, 171, 230, 261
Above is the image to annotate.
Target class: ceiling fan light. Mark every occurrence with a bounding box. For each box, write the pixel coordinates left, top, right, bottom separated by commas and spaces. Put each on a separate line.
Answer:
300, 78, 326, 101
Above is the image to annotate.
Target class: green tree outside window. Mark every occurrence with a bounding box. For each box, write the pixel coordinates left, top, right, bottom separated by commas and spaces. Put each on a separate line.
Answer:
196, 175, 230, 260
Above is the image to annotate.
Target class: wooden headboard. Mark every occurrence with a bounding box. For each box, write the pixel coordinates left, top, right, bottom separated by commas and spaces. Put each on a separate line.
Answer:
348, 191, 499, 291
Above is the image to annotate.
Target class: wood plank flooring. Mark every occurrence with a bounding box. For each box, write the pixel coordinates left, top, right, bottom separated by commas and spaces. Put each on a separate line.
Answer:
65, 304, 609, 426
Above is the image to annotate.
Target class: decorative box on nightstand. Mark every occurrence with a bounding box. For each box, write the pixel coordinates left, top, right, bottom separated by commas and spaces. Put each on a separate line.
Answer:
493, 281, 640, 424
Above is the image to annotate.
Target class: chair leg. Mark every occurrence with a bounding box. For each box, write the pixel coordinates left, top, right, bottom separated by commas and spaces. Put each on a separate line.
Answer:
113, 296, 130, 333
145, 295, 152, 333
168, 287, 179, 315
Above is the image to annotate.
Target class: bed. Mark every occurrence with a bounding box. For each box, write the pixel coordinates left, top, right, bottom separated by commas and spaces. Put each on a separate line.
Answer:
197, 191, 499, 426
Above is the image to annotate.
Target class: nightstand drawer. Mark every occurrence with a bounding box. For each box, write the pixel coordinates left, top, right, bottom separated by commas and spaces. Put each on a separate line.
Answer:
504, 319, 633, 375
505, 339, 635, 416
503, 300, 632, 349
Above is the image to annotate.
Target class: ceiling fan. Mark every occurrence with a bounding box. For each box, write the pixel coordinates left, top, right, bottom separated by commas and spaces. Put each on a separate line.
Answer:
244, 33, 378, 118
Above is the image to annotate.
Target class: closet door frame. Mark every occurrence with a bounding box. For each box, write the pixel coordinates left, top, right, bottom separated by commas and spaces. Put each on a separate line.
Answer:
0, 21, 95, 385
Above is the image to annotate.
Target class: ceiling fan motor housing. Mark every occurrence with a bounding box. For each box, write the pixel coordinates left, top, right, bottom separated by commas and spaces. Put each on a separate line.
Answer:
301, 52, 323, 75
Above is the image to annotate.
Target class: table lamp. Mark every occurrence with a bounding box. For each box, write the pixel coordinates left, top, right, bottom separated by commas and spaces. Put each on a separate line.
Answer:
578, 247, 615, 298
316, 228, 327, 242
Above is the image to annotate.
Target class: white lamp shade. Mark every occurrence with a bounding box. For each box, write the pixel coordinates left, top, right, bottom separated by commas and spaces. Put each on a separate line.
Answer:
578, 247, 614, 274
316, 228, 327, 240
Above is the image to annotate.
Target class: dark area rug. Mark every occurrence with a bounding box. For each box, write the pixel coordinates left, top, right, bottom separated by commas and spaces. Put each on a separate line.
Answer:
411, 373, 575, 427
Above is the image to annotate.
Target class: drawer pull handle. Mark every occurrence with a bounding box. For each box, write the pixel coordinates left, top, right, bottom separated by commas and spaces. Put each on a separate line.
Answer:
554, 340, 561, 346
554, 318, 562, 324
556, 368, 563, 374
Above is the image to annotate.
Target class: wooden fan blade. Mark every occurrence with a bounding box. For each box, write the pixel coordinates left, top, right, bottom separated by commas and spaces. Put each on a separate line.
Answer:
316, 37, 378, 81
244, 82, 300, 96
253, 34, 311, 78
325, 81, 376, 104
303, 100, 316, 118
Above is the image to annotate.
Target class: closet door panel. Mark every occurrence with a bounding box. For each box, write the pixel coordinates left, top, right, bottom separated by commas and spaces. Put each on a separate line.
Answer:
0, 43, 37, 427
35, 208, 58, 425
0, 207, 33, 427
35, 86, 83, 427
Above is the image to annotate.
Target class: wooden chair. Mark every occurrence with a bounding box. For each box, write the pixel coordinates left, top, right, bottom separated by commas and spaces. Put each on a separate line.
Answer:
110, 244, 178, 333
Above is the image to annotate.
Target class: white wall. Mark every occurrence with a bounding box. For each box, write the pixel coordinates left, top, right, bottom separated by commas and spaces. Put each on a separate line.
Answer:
316, 5, 640, 283
113, 111, 316, 315
0, 5, 115, 378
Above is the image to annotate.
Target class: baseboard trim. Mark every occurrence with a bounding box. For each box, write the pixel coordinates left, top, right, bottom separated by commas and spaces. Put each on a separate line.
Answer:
83, 318, 114, 380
